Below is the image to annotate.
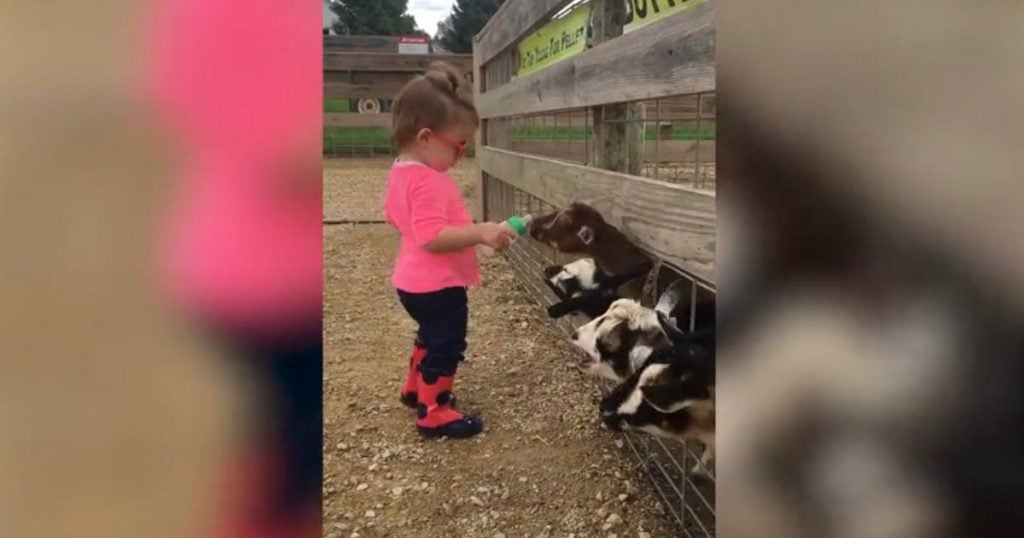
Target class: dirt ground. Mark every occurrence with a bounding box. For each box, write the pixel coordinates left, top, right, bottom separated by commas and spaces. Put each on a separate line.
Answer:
323, 157, 479, 221
323, 158, 676, 537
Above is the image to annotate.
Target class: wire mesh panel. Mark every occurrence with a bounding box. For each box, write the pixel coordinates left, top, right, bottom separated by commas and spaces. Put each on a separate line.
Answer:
484, 174, 717, 537
638, 93, 717, 190
507, 109, 592, 164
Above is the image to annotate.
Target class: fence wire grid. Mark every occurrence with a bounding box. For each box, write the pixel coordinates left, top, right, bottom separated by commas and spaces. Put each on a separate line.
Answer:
484, 178, 716, 537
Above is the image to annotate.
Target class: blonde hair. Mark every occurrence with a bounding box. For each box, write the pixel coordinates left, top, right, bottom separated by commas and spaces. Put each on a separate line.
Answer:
390, 61, 478, 150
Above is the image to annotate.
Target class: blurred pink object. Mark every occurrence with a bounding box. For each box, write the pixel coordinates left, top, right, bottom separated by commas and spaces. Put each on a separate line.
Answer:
142, 0, 321, 339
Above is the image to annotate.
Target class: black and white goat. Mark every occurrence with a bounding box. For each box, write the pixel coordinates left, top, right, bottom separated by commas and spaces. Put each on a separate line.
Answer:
569, 279, 714, 382
543, 257, 646, 320
563, 279, 716, 476
599, 348, 716, 477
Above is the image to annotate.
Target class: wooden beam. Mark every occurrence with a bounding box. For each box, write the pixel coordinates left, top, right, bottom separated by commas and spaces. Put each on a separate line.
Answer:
324, 113, 392, 128
478, 146, 716, 282
472, 43, 487, 221
324, 52, 472, 73
588, 0, 644, 176
508, 139, 716, 164
323, 35, 398, 53
477, 0, 715, 119
474, 0, 574, 67
324, 80, 408, 100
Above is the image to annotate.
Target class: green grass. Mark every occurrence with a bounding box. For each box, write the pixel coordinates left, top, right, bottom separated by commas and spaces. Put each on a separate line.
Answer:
511, 123, 716, 141
323, 126, 390, 145
322, 126, 478, 157
324, 98, 350, 113
321, 123, 714, 155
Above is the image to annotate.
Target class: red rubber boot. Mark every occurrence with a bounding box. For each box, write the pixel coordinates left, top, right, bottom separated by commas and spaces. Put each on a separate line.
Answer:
399, 342, 427, 408
400, 343, 457, 409
415, 367, 482, 439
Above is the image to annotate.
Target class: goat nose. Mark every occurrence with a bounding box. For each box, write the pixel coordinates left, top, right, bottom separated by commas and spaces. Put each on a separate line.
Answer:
571, 329, 579, 340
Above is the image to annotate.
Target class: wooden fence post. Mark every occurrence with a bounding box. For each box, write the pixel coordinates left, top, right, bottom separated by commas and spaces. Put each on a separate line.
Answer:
473, 44, 487, 222
587, 0, 644, 176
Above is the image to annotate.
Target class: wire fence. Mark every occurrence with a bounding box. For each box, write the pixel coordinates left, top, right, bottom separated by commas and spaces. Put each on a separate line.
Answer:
483, 176, 716, 536
495, 92, 716, 191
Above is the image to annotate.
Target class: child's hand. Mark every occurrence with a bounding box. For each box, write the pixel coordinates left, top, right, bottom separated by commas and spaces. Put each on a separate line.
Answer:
476, 222, 517, 251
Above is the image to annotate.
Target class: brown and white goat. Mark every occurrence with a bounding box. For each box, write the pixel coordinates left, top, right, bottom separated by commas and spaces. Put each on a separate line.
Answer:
529, 202, 652, 278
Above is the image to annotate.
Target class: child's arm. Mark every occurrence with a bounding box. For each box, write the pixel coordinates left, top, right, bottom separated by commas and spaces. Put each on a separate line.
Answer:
424, 222, 514, 253
408, 174, 515, 253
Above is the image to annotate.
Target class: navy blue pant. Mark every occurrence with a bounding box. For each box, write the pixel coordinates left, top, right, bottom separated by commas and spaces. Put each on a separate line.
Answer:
397, 286, 468, 378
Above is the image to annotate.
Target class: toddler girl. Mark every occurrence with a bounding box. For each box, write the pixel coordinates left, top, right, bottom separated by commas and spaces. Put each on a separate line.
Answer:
383, 62, 517, 439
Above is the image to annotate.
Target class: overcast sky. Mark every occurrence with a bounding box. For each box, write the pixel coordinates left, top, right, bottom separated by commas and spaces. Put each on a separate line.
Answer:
409, 0, 455, 36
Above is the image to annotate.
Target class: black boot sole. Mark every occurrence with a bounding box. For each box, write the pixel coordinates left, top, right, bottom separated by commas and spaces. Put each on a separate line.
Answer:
417, 416, 483, 439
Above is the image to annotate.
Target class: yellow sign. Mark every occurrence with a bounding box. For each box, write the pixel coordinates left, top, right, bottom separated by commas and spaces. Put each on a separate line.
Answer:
624, 0, 708, 34
518, 3, 592, 77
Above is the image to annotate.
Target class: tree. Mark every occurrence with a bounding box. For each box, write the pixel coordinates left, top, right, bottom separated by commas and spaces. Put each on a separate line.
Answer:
433, 16, 455, 52
329, 0, 420, 36
437, 0, 505, 53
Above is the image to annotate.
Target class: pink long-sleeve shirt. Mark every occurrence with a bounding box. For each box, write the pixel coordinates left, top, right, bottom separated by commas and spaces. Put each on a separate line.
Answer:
143, 0, 322, 339
384, 161, 480, 293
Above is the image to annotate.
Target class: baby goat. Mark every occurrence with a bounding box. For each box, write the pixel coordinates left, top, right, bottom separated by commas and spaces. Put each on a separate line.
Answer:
529, 202, 653, 278
599, 349, 715, 478
570, 279, 715, 382
543, 258, 646, 320
595, 284, 716, 477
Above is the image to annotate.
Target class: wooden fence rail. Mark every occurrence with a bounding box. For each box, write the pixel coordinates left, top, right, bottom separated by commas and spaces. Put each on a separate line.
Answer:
474, 0, 716, 280
479, 146, 715, 281
477, 1, 715, 119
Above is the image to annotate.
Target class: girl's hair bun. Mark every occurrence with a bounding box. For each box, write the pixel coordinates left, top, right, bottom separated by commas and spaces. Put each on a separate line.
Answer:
390, 60, 478, 149
425, 61, 469, 99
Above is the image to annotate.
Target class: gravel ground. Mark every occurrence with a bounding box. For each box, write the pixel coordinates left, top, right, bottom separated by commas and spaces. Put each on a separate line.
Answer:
324, 157, 479, 222
323, 158, 676, 538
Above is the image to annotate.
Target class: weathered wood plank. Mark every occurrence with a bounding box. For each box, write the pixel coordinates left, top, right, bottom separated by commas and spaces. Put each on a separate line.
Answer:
508, 139, 716, 164
477, 0, 715, 119
588, 0, 644, 176
324, 113, 392, 128
478, 146, 715, 282
324, 52, 472, 73
473, 44, 487, 221
474, 0, 574, 67
324, 35, 399, 53
324, 80, 408, 99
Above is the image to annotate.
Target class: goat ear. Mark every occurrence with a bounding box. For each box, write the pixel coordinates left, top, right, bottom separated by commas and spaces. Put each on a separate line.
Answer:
602, 321, 624, 350
654, 279, 685, 317
577, 225, 595, 245
657, 311, 688, 343
543, 277, 571, 301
